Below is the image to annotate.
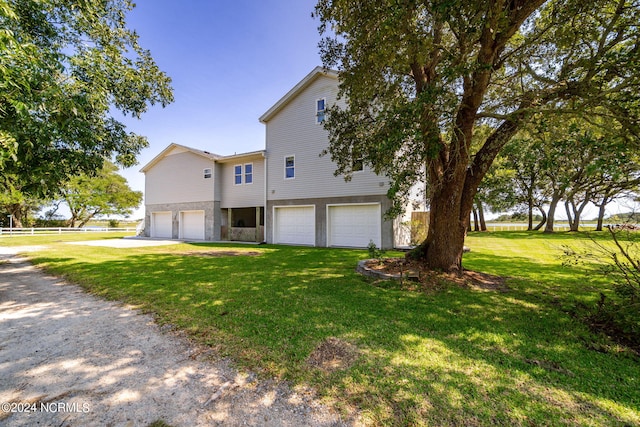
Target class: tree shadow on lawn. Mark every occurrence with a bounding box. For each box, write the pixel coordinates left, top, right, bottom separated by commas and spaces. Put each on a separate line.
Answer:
30, 245, 640, 426
463, 247, 605, 299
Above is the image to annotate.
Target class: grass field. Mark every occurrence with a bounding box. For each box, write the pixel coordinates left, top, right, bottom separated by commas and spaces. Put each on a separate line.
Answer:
3, 231, 639, 426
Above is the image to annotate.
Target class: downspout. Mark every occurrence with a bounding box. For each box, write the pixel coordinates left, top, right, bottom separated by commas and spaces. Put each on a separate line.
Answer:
263, 151, 268, 243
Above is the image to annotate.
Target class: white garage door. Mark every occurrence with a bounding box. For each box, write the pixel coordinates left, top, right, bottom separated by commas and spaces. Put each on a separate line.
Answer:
151, 211, 172, 238
180, 210, 205, 240
274, 206, 315, 245
328, 204, 381, 248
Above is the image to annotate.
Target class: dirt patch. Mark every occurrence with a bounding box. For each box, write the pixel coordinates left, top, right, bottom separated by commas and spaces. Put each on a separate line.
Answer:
182, 250, 262, 257
307, 338, 359, 372
364, 258, 509, 292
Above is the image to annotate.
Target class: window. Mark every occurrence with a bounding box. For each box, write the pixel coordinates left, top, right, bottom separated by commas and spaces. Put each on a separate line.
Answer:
285, 156, 295, 179
244, 163, 253, 184
316, 98, 326, 124
352, 158, 364, 172
234, 165, 242, 185
203, 168, 212, 179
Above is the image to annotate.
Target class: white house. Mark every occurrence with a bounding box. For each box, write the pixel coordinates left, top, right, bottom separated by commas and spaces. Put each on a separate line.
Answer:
140, 144, 265, 242
140, 67, 424, 248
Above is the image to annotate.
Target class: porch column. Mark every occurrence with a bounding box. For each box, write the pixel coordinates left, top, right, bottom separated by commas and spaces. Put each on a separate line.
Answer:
227, 208, 233, 241
255, 206, 261, 242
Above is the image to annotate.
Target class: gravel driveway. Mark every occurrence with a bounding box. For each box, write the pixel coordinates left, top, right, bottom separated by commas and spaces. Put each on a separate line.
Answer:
0, 248, 348, 427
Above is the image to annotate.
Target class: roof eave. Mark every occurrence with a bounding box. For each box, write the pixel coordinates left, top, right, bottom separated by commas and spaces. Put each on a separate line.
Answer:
217, 150, 266, 163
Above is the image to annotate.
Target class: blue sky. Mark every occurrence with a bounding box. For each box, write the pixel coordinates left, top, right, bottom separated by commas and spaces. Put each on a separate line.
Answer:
118, 0, 322, 217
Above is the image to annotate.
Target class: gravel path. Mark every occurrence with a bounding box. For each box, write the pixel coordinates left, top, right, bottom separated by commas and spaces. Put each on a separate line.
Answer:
0, 249, 348, 427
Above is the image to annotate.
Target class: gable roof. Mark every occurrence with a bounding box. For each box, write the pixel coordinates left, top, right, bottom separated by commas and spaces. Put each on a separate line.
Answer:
258, 66, 339, 124
139, 143, 221, 173
140, 143, 266, 172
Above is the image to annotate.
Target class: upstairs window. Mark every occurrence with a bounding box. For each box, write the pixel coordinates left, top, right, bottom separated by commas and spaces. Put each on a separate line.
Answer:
203, 168, 212, 179
352, 158, 364, 172
285, 156, 295, 179
244, 163, 253, 184
234, 165, 242, 185
316, 98, 326, 124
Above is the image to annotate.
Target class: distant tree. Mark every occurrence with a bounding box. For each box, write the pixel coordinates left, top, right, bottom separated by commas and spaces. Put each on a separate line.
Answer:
60, 162, 142, 228
0, 0, 173, 206
589, 151, 640, 231
476, 153, 518, 229
498, 135, 549, 231
316, 0, 640, 272
0, 187, 42, 228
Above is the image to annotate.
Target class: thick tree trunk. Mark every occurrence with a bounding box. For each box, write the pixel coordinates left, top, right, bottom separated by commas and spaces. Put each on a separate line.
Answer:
472, 208, 479, 231
567, 196, 589, 232
477, 201, 487, 231
410, 174, 469, 272
527, 187, 534, 231
409, 113, 526, 272
77, 210, 100, 228
7, 204, 24, 228
544, 193, 562, 233
533, 205, 547, 231
594, 194, 613, 231
565, 200, 575, 231
595, 199, 608, 231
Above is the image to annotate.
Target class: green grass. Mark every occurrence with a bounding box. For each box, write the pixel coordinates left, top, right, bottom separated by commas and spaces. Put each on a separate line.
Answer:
0, 231, 133, 246
5, 231, 639, 426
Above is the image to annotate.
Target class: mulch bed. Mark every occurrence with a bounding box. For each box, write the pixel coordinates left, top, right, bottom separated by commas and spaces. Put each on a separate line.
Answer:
364, 258, 509, 292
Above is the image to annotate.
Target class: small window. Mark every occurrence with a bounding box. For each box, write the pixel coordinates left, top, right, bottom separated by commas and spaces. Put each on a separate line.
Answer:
234, 165, 242, 185
244, 163, 253, 184
285, 156, 295, 179
203, 168, 212, 179
352, 158, 364, 172
316, 98, 326, 124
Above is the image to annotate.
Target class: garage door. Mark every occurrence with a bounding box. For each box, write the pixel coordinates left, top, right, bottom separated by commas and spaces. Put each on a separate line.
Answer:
151, 211, 172, 238
328, 204, 381, 248
273, 206, 315, 245
180, 210, 205, 240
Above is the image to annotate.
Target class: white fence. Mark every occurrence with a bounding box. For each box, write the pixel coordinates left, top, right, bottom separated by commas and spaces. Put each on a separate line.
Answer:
0, 227, 139, 236
482, 223, 570, 232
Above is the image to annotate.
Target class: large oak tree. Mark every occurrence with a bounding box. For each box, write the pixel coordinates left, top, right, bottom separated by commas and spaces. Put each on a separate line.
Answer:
0, 0, 173, 225
315, 0, 640, 272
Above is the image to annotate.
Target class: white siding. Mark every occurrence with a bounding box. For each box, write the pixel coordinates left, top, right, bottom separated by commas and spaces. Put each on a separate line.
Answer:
145, 150, 215, 205
265, 75, 389, 201
220, 157, 265, 208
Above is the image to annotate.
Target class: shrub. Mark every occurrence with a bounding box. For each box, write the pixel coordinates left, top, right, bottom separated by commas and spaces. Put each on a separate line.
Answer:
367, 240, 386, 262
564, 226, 640, 351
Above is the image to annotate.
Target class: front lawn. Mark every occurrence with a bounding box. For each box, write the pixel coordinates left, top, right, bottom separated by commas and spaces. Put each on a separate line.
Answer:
10, 232, 640, 426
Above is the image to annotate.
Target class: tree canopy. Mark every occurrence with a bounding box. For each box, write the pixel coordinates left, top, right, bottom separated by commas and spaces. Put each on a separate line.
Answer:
60, 161, 142, 228
481, 116, 640, 232
315, 0, 640, 271
0, 0, 173, 203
